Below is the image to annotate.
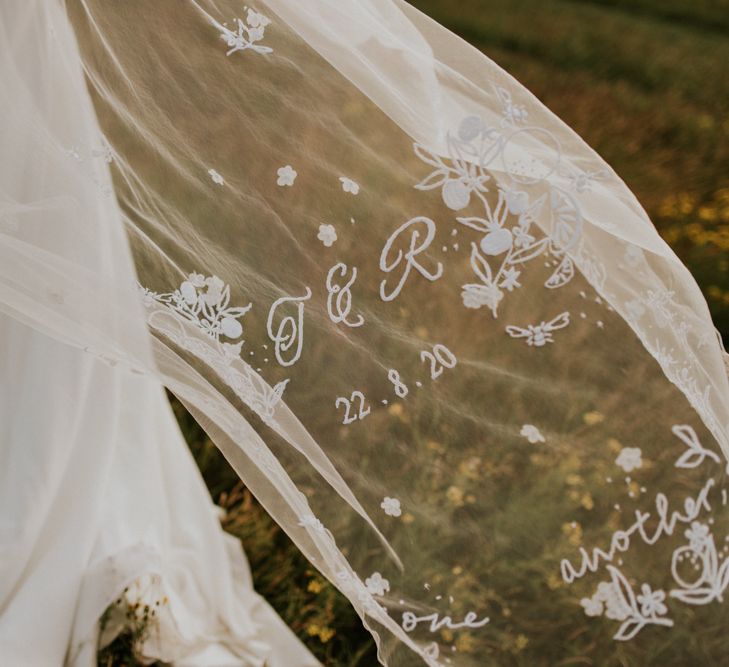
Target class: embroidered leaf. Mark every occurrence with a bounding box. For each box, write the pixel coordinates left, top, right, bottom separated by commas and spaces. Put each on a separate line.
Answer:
413, 143, 446, 169
613, 618, 646, 642
508, 237, 549, 265
670, 587, 717, 605
469, 243, 493, 284
457, 216, 490, 233
415, 169, 449, 191
672, 424, 720, 469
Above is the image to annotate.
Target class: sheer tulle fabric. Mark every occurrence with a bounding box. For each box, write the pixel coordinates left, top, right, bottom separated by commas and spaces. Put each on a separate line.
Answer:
2, 0, 729, 664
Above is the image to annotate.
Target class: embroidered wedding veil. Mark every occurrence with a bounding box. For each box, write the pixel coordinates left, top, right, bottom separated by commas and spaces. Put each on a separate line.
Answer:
3, 0, 729, 664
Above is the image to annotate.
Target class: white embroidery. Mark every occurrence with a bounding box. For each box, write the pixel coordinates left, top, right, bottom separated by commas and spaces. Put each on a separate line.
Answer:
387, 369, 409, 398
364, 572, 390, 596
339, 176, 360, 194
615, 447, 643, 473
381, 497, 402, 517
561, 477, 715, 585
317, 223, 337, 247
520, 424, 545, 444
266, 287, 311, 367
505, 312, 570, 347
670, 525, 729, 606
298, 515, 327, 533
141, 273, 251, 344
580, 566, 672, 641
326, 263, 364, 327
208, 169, 224, 185
336, 391, 370, 424
413, 107, 584, 316
420, 344, 457, 380
214, 9, 272, 56
672, 424, 721, 469
401, 611, 490, 633
139, 277, 288, 427
379, 217, 443, 301
277, 165, 297, 186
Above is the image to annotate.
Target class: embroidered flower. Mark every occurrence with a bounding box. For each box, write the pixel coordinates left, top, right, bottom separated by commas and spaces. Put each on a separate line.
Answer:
499, 267, 521, 292
461, 283, 503, 312
595, 581, 630, 621
339, 176, 360, 195
636, 584, 667, 618
364, 572, 390, 596
208, 169, 224, 185
217, 9, 272, 56
580, 596, 603, 617
685, 521, 710, 553
381, 496, 402, 517
520, 424, 545, 444
246, 8, 270, 28
615, 447, 642, 473
317, 224, 337, 247
512, 225, 535, 248
203, 275, 225, 307
277, 165, 297, 187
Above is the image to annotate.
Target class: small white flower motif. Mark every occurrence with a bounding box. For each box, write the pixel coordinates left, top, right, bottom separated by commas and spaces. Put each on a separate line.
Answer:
636, 584, 667, 618
461, 283, 503, 312
381, 496, 402, 517
512, 225, 535, 249
615, 447, 642, 473
595, 581, 630, 621
246, 8, 270, 28
685, 521, 710, 553
277, 165, 297, 187
216, 9, 272, 56
339, 177, 360, 195
580, 596, 603, 617
364, 572, 390, 596
520, 424, 545, 444
499, 267, 521, 292
317, 224, 337, 247
208, 169, 224, 185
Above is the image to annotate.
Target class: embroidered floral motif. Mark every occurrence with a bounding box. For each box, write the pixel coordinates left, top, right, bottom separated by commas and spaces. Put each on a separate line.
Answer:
520, 424, 545, 443
317, 223, 337, 247
684, 521, 710, 553
505, 312, 570, 347
364, 572, 390, 596
277, 165, 297, 186
214, 8, 272, 56
615, 447, 642, 473
339, 176, 360, 195
413, 96, 584, 317
139, 275, 289, 427
381, 496, 402, 517
580, 567, 673, 640
141, 273, 251, 344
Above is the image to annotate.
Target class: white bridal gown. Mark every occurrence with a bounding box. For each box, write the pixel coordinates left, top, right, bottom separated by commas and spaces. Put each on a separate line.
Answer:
0, 2, 319, 665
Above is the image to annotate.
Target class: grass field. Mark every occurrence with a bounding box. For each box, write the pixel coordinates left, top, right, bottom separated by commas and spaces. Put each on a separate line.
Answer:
98, 0, 729, 665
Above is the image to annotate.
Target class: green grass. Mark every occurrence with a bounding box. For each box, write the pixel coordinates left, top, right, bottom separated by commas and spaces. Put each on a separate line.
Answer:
97, 0, 728, 664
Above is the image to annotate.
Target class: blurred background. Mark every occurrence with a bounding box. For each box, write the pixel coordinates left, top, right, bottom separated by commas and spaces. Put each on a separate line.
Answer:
99, 1, 729, 664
